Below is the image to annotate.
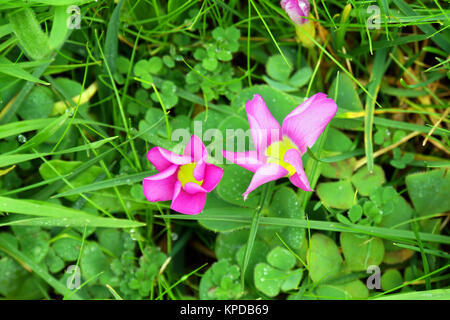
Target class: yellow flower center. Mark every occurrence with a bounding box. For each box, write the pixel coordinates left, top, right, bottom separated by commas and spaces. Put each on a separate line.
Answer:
265, 136, 298, 177
177, 163, 204, 187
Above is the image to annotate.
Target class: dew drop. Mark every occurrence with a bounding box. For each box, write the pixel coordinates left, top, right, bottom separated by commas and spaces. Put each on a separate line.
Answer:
129, 228, 138, 241
17, 134, 27, 144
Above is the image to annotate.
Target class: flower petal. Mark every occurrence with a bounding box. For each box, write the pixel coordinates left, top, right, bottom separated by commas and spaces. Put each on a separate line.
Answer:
184, 135, 208, 162
147, 147, 191, 172
242, 163, 288, 200
280, 0, 310, 25
222, 150, 265, 173
284, 148, 312, 191
246, 94, 282, 156
193, 158, 206, 181
201, 164, 224, 192
183, 135, 208, 180
142, 165, 178, 202
282, 93, 337, 153
171, 181, 207, 215
183, 182, 207, 194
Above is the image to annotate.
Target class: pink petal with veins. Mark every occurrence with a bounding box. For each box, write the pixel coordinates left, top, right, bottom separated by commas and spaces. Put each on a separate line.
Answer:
282, 93, 337, 153
142, 165, 178, 202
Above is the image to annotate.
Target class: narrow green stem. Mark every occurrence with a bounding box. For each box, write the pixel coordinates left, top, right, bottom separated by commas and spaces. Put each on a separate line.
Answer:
241, 182, 272, 290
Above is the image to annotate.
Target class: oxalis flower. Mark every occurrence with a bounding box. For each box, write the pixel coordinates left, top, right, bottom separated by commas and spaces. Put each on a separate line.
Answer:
280, 0, 310, 26
222, 93, 337, 200
143, 135, 223, 215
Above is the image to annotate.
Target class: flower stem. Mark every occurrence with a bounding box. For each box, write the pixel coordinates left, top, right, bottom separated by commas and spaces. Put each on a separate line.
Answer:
240, 182, 272, 291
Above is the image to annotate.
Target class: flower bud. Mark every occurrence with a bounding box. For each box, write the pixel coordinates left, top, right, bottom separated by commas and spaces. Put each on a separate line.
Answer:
280, 0, 310, 25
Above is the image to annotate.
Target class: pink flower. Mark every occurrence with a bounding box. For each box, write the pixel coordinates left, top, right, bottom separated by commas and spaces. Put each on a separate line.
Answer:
281, 0, 310, 25
222, 93, 337, 200
143, 135, 223, 215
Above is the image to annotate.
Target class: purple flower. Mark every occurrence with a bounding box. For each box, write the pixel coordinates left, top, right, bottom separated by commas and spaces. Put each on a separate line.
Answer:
281, 0, 310, 25
143, 135, 223, 215
222, 93, 337, 200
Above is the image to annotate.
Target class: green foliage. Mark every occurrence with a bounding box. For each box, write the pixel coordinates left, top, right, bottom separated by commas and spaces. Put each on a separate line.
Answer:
17, 86, 54, 120
351, 165, 386, 196
308, 233, 343, 283
406, 169, 450, 216
199, 260, 242, 300
317, 180, 355, 209
216, 165, 259, 208
381, 269, 403, 291
0, 0, 448, 302
264, 54, 312, 92
315, 280, 369, 300
340, 233, 384, 271
390, 148, 414, 169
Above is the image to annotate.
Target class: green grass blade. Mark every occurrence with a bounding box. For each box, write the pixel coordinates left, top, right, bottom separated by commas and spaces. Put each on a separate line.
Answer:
156, 214, 450, 245
0, 56, 49, 85
364, 48, 389, 172
51, 170, 155, 198
375, 289, 450, 300
0, 196, 145, 228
